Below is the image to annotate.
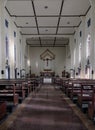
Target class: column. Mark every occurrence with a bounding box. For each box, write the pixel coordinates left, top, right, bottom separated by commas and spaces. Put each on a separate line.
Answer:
80, 16, 86, 78
0, 0, 8, 78
89, 0, 95, 78
69, 36, 75, 69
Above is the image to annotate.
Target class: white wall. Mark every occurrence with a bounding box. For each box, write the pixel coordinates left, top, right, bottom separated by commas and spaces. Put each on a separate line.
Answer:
69, 7, 95, 79
29, 47, 66, 76
0, 2, 23, 79
65, 44, 71, 72
1, 1, 95, 79
4, 10, 22, 78
0, 7, 1, 79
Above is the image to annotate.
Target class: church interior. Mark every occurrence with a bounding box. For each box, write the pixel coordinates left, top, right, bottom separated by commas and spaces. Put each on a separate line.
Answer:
0, 0, 95, 130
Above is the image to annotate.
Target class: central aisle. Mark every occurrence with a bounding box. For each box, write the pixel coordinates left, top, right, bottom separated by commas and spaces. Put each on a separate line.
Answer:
7, 84, 87, 130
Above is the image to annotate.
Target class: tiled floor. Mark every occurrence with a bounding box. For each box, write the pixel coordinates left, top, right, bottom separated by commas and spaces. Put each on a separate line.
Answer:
0, 84, 95, 130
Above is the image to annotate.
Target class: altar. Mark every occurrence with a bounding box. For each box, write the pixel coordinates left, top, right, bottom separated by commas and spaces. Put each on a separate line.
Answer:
40, 49, 55, 83
40, 71, 55, 77
43, 77, 52, 83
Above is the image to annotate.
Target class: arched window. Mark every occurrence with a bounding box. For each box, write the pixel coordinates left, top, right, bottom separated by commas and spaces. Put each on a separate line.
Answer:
5, 36, 10, 79
86, 34, 91, 58
5, 36, 9, 59
85, 34, 91, 79
74, 48, 76, 66
79, 43, 82, 63
14, 44, 16, 66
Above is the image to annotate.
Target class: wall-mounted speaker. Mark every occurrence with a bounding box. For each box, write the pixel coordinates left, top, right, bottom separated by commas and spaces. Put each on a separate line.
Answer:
1, 70, 4, 74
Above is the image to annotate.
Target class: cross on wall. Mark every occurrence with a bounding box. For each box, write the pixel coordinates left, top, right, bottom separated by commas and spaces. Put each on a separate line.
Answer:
46, 58, 49, 66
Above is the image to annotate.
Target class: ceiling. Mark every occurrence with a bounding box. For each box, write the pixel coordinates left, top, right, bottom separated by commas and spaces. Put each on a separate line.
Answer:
5, 0, 90, 47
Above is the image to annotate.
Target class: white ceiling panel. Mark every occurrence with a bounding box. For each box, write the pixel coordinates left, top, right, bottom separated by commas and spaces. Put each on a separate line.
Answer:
21, 28, 38, 34
34, 0, 62, 16
6, 1, 34, 16
6, 0, 91, 47
41, 37, 54, 40
58, 28, 74, 34
27, 40, 40, 45
55, 40, 68, 45
27, 37, 39, 41
59, 17, 81, 26
62, 0, 90, 15
56, 37, 69, 40
41, 40, 54, 45
37, 17, 58, 26
15, 17, 36, 27
39, 28, 56, 34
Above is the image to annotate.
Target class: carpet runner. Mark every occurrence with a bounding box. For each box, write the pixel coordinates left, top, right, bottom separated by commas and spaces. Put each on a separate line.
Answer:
4, 85, 88, 130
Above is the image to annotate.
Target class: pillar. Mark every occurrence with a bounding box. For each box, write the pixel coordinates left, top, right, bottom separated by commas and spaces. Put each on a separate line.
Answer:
89, 0, 95, 78
0, 0, 8, 78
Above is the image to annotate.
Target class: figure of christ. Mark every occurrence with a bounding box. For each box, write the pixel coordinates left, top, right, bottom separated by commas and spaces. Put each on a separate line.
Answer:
46, 58, 49, 66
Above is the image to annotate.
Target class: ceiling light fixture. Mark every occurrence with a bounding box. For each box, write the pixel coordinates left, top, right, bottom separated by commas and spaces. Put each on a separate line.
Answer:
26, 22, 29, 24
45, 29, 48, 32
67, 21, 70, 24
44, 6, 48, 9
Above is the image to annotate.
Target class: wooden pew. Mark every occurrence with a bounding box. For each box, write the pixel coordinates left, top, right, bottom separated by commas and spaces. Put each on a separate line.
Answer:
61, 78, 71, 94
0, 77, 44, 111
4, 78, 32, 99
30, 77, 41, 92
68, 79, 94, 102
0, 80, 19, 112
62, 78, 81, 96
61, 78, 69, 92
63, 79, 95, 103
64, 79, 81, 98
77, 83, 94, 112
11, 78, 40, 97
66, 81, 72, 97
61, 78, 95, 120
54, 77, 62, 89
0, 79, 26, 103
70, 83, 81, 102
0, 101, 7, 120
88, 87, 95, 121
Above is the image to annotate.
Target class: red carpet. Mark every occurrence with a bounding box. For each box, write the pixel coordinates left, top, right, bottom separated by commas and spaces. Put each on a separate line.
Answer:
7, 85, 87, 130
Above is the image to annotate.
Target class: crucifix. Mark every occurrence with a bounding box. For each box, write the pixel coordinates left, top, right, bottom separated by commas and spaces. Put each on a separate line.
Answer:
46, 58, 49, 66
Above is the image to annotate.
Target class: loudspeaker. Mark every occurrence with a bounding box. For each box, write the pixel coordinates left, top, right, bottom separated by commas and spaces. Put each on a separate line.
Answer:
1, 70, 4, 74
92, 70, 94, 74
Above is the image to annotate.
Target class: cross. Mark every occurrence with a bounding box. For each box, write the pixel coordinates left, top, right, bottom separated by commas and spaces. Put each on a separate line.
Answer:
46, 58, 49, 66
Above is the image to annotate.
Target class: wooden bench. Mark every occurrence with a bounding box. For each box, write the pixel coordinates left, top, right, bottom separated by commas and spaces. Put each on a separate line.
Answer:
70, 83, 81, 102
30, 77, 41, 91
88, 87, 95, 121
0, 79, 26, 103
77, 84, 94, 112
0, 81, 19, 112
63, 79, 95, 103
64, 79, 82, 98
62, 78, 81, 96
61, 78, 69, 92
0, 101, 7, 120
